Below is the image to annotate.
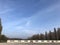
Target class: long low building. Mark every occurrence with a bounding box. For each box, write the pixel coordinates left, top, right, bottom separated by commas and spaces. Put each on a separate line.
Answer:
7, 40, 60, 43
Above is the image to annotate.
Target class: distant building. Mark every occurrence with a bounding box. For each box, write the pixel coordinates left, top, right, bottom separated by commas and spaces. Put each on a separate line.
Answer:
0, 18, 2, 35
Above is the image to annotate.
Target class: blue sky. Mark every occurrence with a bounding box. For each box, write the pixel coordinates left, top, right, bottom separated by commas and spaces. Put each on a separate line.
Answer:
0, 0, 60, 38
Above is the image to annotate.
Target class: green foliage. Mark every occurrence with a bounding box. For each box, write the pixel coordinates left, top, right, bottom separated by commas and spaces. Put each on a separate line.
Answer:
0, 35, 8, 42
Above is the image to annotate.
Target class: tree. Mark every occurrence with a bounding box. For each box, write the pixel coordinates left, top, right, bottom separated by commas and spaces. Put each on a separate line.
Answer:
57, 28, 60, 40
0, 35, 8, 42
54, 28, 58, 40
39, 34, 45, 40
45, 32, 48, 40
30, 34, 40, 40
49, 31, 52, 40
0, 18, 2, 35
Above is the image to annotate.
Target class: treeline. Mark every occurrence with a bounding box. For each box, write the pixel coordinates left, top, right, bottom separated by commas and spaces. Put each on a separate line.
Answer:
27, 28, 60, 40
0, 28, 60, 41
1, 28, 60, 40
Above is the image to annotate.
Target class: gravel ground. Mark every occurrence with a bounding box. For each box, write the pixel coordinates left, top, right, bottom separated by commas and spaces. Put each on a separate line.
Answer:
0, 43, 60, 45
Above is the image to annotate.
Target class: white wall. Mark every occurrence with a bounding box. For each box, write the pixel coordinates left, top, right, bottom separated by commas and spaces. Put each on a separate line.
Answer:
7, 40, 60, 43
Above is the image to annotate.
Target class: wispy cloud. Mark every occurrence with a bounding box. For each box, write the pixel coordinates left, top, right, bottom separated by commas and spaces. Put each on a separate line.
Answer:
1, 0, 60, 38
25, 20, 31, 27
0, 9, 14, 14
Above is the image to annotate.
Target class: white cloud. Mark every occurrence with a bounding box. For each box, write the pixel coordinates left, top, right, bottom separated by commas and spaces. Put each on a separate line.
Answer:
0, 9, 14, 14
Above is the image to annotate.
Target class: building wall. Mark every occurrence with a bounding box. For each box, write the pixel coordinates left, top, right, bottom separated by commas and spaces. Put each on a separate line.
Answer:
7, 40, 60, 43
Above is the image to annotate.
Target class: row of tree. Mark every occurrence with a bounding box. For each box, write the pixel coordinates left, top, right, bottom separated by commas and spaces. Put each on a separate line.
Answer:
27, 28, 60, 40
0, 27, 60, 40
1, 28, 60, 40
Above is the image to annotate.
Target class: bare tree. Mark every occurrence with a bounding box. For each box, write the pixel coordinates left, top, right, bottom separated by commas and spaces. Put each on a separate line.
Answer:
45, 32, 48, 40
